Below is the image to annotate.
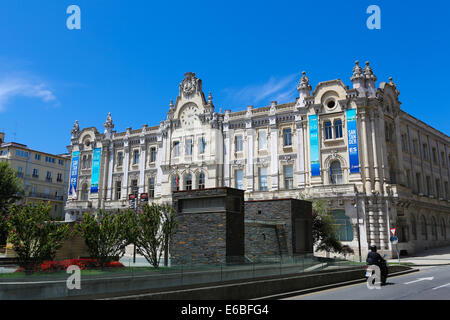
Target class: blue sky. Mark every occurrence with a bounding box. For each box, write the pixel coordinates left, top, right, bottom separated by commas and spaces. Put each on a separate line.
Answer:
0, 0, 449, 154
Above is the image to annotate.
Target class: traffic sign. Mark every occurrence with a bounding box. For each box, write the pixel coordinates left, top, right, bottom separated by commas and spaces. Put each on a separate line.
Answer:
390, 235, 398, 244
129, 193, 137, 200
140, 193, 148, 200
390, 228, 396, 236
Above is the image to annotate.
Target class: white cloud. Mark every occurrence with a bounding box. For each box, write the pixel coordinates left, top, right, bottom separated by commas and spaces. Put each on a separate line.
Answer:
223, 74, 298, 107
0, 76, 57, 111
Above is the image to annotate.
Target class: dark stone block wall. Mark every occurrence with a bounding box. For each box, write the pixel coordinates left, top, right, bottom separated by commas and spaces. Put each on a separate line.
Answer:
245, 199, 312, 261
170, 189, 312, 265
170, 188, 245, 265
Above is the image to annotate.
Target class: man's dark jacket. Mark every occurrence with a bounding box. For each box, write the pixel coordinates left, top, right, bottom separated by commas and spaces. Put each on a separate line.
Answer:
366, 251, 384, 266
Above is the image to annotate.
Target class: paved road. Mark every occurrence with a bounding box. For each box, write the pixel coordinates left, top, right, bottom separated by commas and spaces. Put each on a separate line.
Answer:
285, 266, 450, 300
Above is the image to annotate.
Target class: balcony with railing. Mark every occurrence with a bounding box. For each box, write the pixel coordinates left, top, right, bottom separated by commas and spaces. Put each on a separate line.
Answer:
28, 192, 64, 201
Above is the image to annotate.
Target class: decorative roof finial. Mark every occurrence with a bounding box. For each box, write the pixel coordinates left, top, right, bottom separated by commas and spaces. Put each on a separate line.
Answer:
388, 77, 400, 95
72, 120, 79, 132
71, 120, 80, 138
208, 91, 213, 104
297, 71, 312, 91
104, 112, 114, 129
351, 60, 364, 81
169, 100, 174, 109
363, 61, 377, 81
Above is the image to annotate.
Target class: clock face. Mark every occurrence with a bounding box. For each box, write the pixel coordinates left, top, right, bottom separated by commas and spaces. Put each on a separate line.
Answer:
180, 104, 200, 128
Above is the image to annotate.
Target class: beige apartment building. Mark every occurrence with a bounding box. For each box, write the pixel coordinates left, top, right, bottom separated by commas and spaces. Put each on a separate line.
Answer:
65, 62, 450, 258
0, 133, 70, 219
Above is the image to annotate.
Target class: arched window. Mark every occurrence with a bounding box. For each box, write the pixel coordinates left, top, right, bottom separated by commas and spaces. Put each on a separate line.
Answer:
171, 174, 180, 192
334, 119, 343, 138
431, 216, 438, 240
81, 184, 88, 201
421, 215, 428, 240
441, 218, 446, 240
410, 215, 417, 240
185, 174, 192, 190
198, 172, 205, 189
332, 210, 354, 241
324, 121, 332, 140
330, 161, 343, 185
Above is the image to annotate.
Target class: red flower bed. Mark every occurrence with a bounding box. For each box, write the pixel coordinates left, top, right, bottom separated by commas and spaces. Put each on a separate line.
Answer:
15, 259, 125, 273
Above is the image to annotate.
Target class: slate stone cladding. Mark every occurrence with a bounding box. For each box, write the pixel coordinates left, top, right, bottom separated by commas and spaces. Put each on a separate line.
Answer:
171, 188, 245, 265
170, 189, 312, 265
245, 199, 313, 260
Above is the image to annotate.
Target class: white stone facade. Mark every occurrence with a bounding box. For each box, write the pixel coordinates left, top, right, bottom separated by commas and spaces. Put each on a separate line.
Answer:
65, 64, 450, 258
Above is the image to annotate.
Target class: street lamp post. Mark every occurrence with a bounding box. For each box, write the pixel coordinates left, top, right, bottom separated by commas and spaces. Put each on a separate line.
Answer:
355, 192, 362, 262
129, 191, 139, 264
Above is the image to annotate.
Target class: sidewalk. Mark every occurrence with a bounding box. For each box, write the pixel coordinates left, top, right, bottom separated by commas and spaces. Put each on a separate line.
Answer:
388, 245, 450, 265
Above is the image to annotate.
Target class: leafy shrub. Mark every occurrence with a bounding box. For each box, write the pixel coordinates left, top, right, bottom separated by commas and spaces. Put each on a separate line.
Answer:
6, 203, 70, 272
76, 210, 133, 267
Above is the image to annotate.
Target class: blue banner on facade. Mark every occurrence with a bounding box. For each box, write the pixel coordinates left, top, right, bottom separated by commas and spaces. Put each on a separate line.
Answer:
309, 115, 321, 176
69, 151, 80, 195
346, 109, 360, 174
90, 148, 102, 193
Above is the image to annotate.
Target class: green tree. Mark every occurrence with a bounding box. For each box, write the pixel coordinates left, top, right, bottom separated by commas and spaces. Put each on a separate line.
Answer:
311, 199, 343, 254
6, 202, 70, 272
132, 203, 178, 268
0, 162, 23, 244
77, 210, 132, 267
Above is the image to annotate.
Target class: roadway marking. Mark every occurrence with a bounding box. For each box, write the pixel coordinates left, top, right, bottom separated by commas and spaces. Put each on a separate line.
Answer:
284, 268, 428, 300
404, 277, 434, 285
432, 283, 450, 290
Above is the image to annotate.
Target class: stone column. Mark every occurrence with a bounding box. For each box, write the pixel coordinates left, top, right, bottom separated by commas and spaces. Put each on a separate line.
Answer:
436, 142, 444, 199
417, 132, 426, 194
367, 198, 377, 246
446, 145, 450, 197
122, 140, 130, 199
246, 120, 254, 192
139, 138, 146, 194
377, 196, 387, 249
269, 125, 279, 190
223, 125, 231, 187
99, 141, 110, 209
295, 117, 305, 188
394, 115, 405, 185
370, 110, 381, 192
106, 143, 114, 201
377, 109, 388, 187
155, 133, 165, 198
359, 111, 372, 194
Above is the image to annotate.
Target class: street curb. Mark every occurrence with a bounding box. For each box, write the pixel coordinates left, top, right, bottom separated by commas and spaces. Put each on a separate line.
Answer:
403, 264, 450, 267
252, 268, 420, 300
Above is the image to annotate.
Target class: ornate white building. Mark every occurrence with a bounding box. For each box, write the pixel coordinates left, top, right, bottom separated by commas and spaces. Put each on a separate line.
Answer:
66, 63, 450, 258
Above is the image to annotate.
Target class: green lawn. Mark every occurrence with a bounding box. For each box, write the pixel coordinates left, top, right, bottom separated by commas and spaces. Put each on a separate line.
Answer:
0, 266, 174, 280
